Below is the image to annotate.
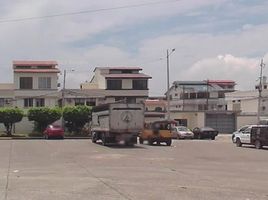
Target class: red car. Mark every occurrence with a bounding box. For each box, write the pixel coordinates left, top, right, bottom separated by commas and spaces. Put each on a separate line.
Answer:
43, 125, 64, 139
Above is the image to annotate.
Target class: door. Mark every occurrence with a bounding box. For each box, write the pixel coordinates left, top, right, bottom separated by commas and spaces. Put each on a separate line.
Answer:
240, 128, 251, 144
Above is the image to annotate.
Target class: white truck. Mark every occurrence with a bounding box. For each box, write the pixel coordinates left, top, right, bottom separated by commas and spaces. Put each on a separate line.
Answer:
90, 103, 144, 146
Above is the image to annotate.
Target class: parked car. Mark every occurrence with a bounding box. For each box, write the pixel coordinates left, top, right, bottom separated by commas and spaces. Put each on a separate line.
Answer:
192, 127, 218, 140
233, 125, 268, 149
43, 124, 64, 139
231, 125, 251, 143
171, 126, 194, 139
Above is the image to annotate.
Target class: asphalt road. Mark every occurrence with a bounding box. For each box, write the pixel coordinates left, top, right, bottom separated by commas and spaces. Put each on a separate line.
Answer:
0, 136, 268, 200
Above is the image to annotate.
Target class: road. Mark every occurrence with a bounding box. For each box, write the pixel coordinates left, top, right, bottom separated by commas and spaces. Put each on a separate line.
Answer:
0, 137, 268, 200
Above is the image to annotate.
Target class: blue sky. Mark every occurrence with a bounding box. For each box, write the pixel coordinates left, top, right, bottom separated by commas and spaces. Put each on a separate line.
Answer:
0, 0, 268, 96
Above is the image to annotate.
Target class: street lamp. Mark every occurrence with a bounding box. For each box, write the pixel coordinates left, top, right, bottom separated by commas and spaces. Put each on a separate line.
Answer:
166, 48, 175, 121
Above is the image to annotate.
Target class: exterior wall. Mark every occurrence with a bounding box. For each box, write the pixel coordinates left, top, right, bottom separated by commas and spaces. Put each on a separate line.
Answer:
14, 72, 58, 90
170, 111, 205, 129
236, 115, 258, 130
122, 79, 132, 89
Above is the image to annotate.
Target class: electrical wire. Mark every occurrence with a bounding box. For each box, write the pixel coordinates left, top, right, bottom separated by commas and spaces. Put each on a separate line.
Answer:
0, 0, 181, 24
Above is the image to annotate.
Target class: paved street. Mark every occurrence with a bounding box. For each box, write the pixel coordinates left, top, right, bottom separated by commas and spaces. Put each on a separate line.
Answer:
0, 136, 268, 200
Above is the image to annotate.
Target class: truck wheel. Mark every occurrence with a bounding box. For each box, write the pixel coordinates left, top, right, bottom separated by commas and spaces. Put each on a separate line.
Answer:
148, 138, 154, 145
102, 134, 107, 146
255, 140, 262, 149
139, 137, 144, 144
166, 139, 172, 146
236, 138, 242, 147
92, 132, 97, 143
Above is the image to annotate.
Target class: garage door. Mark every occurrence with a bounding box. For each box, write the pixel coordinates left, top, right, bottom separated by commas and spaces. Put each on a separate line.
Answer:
205, 113, 235, 133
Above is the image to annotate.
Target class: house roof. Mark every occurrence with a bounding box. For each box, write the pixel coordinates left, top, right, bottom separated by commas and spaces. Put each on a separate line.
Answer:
104, 73, 151, 79
208, 80, 236, 85
14, 69, 60, 73
94, 67, 142, 72
13, 60, 58, 67
144, 100, 167, 105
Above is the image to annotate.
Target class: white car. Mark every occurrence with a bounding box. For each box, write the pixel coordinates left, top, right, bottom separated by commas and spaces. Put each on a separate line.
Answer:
171, 126, 194, 139
232, 125, 251, 143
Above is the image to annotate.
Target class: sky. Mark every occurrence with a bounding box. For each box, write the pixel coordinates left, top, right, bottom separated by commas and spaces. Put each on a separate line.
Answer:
0, 0, 268, 96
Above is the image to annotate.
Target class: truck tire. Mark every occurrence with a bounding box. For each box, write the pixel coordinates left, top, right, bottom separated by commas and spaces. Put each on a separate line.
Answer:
139, 137, 144, 144
166, 139, 172, 146
236, 138, 242, 147
92, 132, 97, 143
102, 133, 107, 146
255, 140, 262, 149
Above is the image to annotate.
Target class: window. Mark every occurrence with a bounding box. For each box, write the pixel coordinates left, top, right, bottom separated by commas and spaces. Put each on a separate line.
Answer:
38, 77, 51, 89
74, 98, 85, 106
107, 80, 122, 90
155, 107, 163, 112
132, 80, 148, 90
36, 98, 45, 107
20, 77, 33, 89
0, 98, 4, 107
197, 92, 208, 99
24, 98, 33, 107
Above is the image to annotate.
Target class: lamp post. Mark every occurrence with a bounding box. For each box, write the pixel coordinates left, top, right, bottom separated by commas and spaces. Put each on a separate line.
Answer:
166, 48, 175, 121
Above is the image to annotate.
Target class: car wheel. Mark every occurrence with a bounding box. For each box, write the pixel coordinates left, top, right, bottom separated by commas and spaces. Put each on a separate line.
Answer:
211, 136, 215, 140
102, 133, 107, 146
148, 138, 154, 145
139, 137, 144, 144
198, 134, 202, 139
255, 140, 262, 149
236, 138, 242, 147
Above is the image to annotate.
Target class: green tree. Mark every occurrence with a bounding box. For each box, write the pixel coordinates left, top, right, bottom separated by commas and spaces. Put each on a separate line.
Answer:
28, 107, 62, 132
0, 108, 24, 136
63, 105, 92, 133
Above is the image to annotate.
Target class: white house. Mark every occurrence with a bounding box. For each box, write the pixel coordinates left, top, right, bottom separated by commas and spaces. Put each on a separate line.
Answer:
13, 61, 60, 108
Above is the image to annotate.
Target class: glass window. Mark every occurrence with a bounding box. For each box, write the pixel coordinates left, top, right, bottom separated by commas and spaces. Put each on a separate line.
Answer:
132, 80, 148, 90
36, 98, 45, 107
20, 77, 33, 89
74, 98, 85, 106
0, 98, 4, 107
38, 77, 51, 89
24, 98, 33, 107
107, 80, 122, 90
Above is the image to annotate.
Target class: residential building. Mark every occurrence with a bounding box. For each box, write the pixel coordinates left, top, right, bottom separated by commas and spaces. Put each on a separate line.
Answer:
169, 80, 236, 111
144, 99, 166, 122
0, 84, 14, 107
13, 61, 60, 108
75, 67, 151, 105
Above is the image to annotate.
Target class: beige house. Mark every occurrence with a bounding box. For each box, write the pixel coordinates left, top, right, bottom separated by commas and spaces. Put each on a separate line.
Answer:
62, 67, 152, 106
144, 99, 166, 122
13, 61, 60, 108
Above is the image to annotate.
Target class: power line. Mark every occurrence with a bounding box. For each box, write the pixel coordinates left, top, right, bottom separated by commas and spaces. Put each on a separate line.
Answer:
0, 0, 181, 24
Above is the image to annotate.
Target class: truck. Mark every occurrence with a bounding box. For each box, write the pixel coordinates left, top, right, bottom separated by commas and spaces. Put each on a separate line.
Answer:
90, 103, 144, 146
233, 125, 268, 149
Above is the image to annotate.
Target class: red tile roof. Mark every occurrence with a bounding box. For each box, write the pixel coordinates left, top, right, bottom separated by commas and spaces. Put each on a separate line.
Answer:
13, 60, 58, 67
14, 69, 60, 73
104, 73, 151, 79
144, 100, 167, 105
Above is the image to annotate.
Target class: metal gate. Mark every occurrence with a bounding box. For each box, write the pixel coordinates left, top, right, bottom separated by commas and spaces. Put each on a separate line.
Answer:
205, 112, 235, 133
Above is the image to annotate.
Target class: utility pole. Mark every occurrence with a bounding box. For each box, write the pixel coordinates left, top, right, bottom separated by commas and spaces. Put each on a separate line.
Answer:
257, 59, 265, 124
62, 69, 66, 108
166, 48, 175, 121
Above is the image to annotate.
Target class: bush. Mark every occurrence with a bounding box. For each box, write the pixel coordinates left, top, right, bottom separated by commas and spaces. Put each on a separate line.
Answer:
28, 107, 62, 132
0, 108, 24, 136
63, 105, 92, 133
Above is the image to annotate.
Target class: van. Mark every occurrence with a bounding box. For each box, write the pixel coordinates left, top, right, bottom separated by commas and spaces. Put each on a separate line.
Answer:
233, 125, 268, 149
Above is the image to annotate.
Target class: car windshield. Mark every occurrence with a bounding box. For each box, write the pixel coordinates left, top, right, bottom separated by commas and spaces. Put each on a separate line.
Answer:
177, 127, 188, 131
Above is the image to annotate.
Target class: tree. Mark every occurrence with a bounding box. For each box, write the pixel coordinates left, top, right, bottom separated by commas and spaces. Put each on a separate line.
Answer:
28, 107, 62, 132
0, 108, 24, 136
63, 105, 92, 133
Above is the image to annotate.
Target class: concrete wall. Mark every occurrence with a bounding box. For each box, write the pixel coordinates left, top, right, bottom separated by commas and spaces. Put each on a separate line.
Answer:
0, 117, 34, 135
170, 111, 205, 129
236, 115, 257, 129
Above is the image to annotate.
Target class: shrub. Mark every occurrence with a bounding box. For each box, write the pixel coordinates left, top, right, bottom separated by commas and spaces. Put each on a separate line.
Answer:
0, 108, 24, 136
28, 107, 62, 132
63, 105, 92, 133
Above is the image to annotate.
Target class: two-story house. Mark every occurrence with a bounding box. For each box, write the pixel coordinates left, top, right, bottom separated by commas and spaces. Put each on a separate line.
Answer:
169, 80, 236, 111
0, 84, 14, 107
13, 61, 60, 108
62, 67, 151, 106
